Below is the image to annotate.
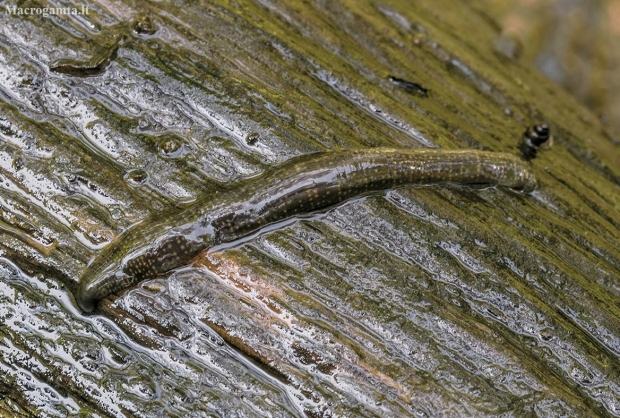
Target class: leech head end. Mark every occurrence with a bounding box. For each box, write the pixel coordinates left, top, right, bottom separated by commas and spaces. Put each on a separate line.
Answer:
75, 283, 97, 313
76, 269, 133, 313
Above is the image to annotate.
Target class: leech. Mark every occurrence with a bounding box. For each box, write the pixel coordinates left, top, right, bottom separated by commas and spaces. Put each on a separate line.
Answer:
76, 148, 536, 312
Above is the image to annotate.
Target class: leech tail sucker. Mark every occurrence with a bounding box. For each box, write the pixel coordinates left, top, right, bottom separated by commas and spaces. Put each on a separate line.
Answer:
76, 148, 536, 312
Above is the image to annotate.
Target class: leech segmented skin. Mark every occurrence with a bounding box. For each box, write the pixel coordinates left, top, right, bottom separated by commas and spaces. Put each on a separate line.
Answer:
76, 148, 536, 312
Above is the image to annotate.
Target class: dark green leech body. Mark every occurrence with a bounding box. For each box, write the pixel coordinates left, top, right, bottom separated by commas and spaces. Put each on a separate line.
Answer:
76, 148, 536, 312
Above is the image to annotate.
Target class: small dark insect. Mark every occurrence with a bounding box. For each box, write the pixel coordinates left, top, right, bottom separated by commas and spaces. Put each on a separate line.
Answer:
520, 124, 552, 160
388, 76, 429, 97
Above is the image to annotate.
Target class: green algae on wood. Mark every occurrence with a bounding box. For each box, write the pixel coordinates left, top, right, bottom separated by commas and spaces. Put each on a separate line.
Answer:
0, 0, 619, 416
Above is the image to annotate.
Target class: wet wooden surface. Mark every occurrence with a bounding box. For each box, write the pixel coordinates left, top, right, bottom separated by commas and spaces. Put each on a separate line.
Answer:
0, 0, 619, 416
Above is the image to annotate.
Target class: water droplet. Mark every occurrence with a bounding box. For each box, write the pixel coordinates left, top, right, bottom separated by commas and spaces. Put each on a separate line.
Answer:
125, 169, 148, 185
133, 15, 158, 36
159, 138, 184, 158
245, 132, 260, 146
127, 103, 141, 115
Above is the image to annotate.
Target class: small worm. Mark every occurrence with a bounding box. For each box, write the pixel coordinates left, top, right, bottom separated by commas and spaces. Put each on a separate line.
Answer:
388, 76, 429, 97
76, 148, 536, 312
